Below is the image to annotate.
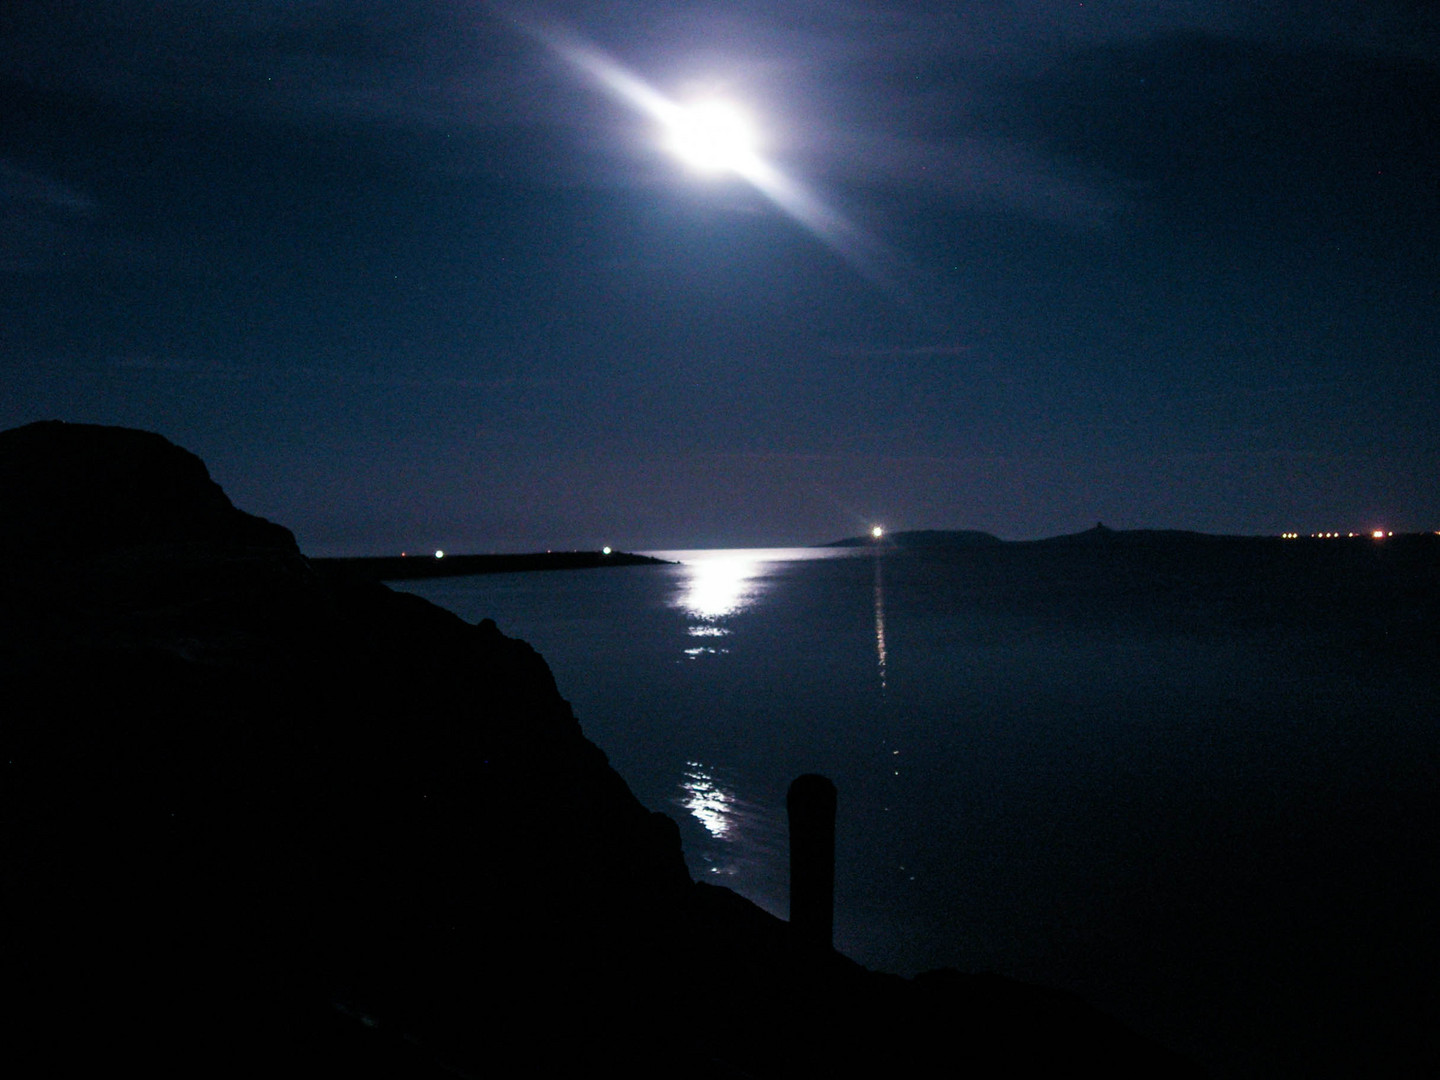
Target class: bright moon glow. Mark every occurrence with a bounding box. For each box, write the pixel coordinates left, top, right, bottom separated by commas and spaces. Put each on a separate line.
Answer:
663, 100, 759, 174
519, 22, 895, 285
872, 525, 884, 539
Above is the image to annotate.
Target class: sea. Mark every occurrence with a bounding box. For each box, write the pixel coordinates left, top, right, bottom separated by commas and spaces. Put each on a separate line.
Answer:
392, 543, 1439, 1078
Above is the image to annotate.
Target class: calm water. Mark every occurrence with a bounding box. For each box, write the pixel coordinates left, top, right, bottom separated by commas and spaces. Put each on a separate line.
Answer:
395, 547, 1439, 1077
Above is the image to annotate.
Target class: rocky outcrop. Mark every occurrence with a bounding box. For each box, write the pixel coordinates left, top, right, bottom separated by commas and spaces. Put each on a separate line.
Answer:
0, 421, 1200, 1076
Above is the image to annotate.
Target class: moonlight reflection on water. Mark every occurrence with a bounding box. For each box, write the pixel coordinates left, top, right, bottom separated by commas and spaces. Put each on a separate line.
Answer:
676, 554, 765, 621
679, 762, 733, 839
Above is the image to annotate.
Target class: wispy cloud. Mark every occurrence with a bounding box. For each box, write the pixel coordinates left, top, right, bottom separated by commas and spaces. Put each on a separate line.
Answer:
4, 1, 1430, 233
0, 161, 96, 273
823, 342, 974, 360
102, 353, 542, 392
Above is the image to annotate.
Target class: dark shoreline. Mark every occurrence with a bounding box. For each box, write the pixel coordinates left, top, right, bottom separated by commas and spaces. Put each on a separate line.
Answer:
313, 549, 672, 581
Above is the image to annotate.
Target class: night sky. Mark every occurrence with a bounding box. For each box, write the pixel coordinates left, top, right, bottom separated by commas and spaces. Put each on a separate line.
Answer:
3, 2, 1436, 554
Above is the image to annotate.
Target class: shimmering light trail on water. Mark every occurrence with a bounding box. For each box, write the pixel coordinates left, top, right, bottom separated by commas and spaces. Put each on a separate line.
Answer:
873, 556, 888, 691
677, 556, 761, 621
649, 547, 858, 660
680, 762, 733, 839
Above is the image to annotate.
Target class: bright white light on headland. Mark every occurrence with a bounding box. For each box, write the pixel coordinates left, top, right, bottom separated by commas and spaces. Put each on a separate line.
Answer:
602, 546, 613, 555
1372, 530, 1386, 539
871, 525, 884, 540
434, 550, 444, 559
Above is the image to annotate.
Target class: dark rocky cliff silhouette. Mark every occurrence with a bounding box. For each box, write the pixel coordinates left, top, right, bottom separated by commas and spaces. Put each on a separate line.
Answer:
0, 421, 1201, 1076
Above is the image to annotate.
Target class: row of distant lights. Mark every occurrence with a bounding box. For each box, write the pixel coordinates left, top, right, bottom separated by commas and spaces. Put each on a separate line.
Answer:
1280, 531, 1393, 540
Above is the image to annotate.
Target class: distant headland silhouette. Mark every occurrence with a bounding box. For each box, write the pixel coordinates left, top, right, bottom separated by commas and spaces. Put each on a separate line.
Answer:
315, 548, 671, 582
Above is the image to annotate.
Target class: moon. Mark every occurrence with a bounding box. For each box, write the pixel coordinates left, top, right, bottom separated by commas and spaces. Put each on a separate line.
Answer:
528, 26, 893, 281
661, 99, 760, 174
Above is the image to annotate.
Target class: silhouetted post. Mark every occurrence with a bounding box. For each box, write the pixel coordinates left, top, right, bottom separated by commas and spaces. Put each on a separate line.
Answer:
787, 774, 837, 953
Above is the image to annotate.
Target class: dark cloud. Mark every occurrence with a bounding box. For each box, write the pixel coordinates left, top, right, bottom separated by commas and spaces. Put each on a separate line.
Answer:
7, 2, 1429, 225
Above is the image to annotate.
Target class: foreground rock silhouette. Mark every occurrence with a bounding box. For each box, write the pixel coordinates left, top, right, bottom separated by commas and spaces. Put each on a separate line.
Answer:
0, 421, 1202, 1076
